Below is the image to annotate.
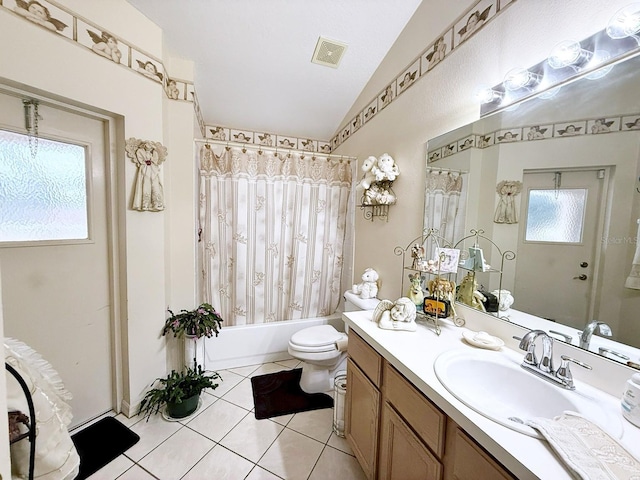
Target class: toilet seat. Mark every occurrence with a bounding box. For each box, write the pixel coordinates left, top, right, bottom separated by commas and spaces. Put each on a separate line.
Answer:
289, 325, 346, 354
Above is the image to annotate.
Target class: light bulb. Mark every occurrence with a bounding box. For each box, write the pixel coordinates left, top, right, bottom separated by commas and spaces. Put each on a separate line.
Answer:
503, 68, 542, 91
607, 3, 640, 40
548, 40, 593, 69
474, 85, 504, 104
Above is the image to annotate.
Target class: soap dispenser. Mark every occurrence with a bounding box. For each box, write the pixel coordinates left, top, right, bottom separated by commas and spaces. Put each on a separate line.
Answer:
621, 373, 640, 427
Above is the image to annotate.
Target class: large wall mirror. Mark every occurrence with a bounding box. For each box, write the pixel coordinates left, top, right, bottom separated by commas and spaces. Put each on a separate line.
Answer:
425, 51, 640, 365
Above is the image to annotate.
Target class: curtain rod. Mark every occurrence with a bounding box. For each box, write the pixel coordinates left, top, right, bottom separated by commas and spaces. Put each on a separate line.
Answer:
427, 166, 468, 174
194, 138, 357, 161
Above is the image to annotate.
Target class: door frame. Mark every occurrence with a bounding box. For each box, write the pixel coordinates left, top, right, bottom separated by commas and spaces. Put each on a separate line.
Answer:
520, 166, 612, 325
0, 82, 125, 419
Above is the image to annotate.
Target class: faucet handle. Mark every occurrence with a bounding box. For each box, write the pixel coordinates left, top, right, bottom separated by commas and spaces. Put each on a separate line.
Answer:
598, 347, 630, 361
549, 330, 573, 344
556, 355, 592, 390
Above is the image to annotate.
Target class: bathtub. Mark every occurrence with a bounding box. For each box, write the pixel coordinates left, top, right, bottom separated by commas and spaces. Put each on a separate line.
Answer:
194, 313, 345, 371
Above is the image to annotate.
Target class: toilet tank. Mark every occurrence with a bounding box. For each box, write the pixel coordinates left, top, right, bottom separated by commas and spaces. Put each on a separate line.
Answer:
344, 290, 380, 311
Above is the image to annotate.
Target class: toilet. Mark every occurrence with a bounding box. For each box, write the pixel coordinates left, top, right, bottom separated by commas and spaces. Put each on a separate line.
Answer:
287, 291, 380, 394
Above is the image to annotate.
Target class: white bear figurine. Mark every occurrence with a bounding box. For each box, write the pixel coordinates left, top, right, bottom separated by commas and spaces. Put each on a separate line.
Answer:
352, 267, 379, 299
372, 153, 399, 182
358, 156, 378, 190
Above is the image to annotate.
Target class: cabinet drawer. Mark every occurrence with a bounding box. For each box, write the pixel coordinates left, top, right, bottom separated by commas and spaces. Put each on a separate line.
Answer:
348, 330, 382, 388
383, 362, 446, 458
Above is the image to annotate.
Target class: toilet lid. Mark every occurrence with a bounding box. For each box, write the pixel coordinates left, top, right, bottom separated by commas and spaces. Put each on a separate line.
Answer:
290, 325, 343, 349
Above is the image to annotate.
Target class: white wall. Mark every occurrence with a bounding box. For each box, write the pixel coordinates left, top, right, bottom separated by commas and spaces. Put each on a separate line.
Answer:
0, 0, 197, 415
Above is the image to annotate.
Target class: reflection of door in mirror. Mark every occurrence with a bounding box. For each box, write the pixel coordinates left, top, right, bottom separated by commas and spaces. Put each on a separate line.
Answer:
514, 168, 607, 329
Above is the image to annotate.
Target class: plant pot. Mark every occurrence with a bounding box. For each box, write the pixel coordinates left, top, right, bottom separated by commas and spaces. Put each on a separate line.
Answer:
166, 393, 200, 419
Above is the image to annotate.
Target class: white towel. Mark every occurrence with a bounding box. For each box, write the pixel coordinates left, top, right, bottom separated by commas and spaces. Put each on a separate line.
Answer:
527, 412, 640, 480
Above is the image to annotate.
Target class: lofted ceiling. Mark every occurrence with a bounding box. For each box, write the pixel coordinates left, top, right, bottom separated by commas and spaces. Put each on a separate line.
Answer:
126, 0, 423, 141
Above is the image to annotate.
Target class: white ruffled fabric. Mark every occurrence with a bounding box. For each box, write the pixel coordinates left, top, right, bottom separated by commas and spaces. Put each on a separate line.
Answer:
527, 412, 640, 480
5, 337, 80, 480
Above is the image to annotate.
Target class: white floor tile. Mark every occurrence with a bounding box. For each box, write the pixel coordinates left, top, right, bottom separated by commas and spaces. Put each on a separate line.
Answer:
270, 412, 294, 426
112, 412, 141, 429
249, 362, 290, 377
182, 444, 254, 479
219, 415, 284, 463
138, 426, 214, 480
327, 432, 354, 456
86, 454, 134, 480
258, 428, 324, 480
186, 397, 249, 442
226, 364, 262, 377
90, 360, 347, 479
246, 466, 284, 480
125, 414, 183, 462
287, 408, 334, 443
117, 464, 158, 480
221, 377, 257, 410
274, 358, 301, 369
210, 370, 245, 397
308, 445, 367, 480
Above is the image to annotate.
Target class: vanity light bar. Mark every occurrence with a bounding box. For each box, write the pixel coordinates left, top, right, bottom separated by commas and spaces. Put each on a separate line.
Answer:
480, 5, 640, 117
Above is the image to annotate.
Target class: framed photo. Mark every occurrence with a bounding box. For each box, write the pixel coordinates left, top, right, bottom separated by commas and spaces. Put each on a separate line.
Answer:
423, 297, 451, 318
434, 248, 460, 273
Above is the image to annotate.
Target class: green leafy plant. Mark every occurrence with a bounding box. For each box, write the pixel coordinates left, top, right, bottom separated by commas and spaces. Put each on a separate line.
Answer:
162, 302, 223, 339
137, 364, 221, 420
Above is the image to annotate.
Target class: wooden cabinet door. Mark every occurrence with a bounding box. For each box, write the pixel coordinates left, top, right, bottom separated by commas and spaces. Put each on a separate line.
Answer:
378, 402, 443, 480
444, 421, 516, 480
346, 358, 381, 480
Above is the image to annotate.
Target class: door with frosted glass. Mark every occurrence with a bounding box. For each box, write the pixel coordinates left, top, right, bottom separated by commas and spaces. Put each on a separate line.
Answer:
514, 169, 605, 329
0, 90, 113, 427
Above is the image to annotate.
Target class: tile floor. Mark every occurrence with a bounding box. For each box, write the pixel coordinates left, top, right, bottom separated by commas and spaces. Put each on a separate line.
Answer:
82, 359, 366, 480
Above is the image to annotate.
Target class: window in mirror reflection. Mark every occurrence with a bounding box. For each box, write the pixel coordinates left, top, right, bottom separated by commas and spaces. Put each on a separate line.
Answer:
525, 189, 586, 243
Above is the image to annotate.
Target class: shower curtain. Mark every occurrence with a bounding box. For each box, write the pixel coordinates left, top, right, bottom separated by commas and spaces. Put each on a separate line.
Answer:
422, 169, 466, 254
198, 144, 353, 326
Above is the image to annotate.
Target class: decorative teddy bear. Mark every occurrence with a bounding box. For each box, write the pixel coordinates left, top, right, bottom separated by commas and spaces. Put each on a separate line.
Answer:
358, 156, 378, 190
371, 153, 399, 182
352, 267, 379, 299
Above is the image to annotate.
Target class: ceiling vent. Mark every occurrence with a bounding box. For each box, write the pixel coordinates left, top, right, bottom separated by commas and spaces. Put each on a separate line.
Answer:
311, 37, 348, 68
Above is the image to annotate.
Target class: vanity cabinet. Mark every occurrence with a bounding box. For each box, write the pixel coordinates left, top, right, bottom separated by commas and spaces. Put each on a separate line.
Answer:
345, 330, 516, 480
345, 328, 383, 479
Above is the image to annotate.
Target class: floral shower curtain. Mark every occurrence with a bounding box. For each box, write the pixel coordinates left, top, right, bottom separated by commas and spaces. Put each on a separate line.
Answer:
422, 169, 466, 254
198, 144, 353, 326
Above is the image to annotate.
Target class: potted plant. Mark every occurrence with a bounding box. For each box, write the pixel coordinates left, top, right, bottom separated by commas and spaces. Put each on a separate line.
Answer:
138, 363, 221, 420
163, 302, 224, 368
137, 303, 224, 420
162, 302, 223, 339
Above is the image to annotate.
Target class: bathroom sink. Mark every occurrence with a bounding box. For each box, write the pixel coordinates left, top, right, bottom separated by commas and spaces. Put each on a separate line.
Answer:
434, 348, 622, 438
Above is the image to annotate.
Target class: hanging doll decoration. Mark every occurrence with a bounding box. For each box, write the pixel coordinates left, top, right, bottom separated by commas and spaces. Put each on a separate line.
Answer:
494, 180, 522, 224
126, 138, 168, 212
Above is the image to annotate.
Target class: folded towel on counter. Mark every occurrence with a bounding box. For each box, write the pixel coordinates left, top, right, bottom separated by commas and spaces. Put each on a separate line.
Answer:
527, 412, 640, 480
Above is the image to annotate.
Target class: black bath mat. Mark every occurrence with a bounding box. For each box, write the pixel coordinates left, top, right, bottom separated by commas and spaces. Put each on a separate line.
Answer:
71, 416, 140, 480
251, 368, 333, 420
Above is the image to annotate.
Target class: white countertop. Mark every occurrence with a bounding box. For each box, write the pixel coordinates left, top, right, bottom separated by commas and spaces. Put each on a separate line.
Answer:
342, 310, 640, 480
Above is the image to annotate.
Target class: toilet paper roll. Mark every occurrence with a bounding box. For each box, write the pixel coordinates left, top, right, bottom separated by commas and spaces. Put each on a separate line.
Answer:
335, 337, 349, 352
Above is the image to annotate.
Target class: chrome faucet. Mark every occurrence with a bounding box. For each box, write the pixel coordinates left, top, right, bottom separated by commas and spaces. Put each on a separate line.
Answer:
519, 329, 555, 374
517, 329, 591, 390
579, 321, 612, 349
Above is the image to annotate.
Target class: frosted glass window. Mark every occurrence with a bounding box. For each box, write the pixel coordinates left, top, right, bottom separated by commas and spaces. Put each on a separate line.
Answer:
525, 189, 586, 243
0, 130, 88, 242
